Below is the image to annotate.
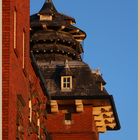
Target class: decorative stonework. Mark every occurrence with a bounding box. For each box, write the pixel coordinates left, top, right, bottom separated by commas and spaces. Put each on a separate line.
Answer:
93, 106, 117, 133
28, 91, 47, 139
75, 100, 84, 112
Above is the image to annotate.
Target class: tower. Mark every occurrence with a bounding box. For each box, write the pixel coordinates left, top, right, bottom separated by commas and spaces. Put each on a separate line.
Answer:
30, 1, 120, 140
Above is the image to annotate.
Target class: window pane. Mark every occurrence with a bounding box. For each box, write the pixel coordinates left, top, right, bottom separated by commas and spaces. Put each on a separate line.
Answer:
67, 83, 70, 88
63, 78, 67, 82
67, 78, 70, 82
63, 83, 66, 88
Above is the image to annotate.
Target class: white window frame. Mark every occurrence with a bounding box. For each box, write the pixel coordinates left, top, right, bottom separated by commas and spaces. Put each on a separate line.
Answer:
61, 76, 72, 91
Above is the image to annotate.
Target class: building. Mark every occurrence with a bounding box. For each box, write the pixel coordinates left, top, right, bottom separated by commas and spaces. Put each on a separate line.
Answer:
2, 0, 48, 139
2, 0, 120, 139
30, 0, 120, 140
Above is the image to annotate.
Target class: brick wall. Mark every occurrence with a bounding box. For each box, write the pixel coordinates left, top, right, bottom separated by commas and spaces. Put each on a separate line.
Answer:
46, 106, 99, 140
2, 0, 47, 139
2, 0, 10, 139
51, 133, 98, 140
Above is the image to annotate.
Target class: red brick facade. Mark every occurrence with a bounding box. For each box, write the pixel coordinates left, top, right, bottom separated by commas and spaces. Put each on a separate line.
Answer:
46, 106, 99, 140
2, 0, 11, 139
2, 0, 47, 139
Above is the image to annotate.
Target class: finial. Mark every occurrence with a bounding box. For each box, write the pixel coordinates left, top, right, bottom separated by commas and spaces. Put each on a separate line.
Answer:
92, 68, 101, 75
65, 59, 69, 69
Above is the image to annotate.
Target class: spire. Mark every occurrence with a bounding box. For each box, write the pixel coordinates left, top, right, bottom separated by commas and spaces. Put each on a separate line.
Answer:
39, 0, 57, 15
60, 60, 72, 76
65, 60, 69, 69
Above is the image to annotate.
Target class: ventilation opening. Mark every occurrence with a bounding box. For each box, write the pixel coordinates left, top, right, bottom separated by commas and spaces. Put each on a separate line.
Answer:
64, 113, 72, 125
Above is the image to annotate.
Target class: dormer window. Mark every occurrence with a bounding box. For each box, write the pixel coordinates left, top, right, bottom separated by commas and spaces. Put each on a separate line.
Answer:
61, 76, 72, 91
40, 15, 52, 21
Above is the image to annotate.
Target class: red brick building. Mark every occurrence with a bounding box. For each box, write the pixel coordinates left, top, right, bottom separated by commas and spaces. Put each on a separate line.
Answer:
2, 0, 48, 139
2, 0, 120, 140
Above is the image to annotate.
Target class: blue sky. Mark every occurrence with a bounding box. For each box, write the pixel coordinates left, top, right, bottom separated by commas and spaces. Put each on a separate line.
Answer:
30, 0, 138, 140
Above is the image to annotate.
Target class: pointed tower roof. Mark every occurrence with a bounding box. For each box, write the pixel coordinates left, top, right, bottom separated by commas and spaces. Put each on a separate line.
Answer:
30, 0, 86, 61
38, 0, 57, 15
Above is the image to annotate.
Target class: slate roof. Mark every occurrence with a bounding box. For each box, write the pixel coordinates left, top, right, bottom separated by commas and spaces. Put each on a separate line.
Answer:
31, 0, 76, 26
30, 0, 109, 98
36, 61, 109, 97
30, 0, 86, 61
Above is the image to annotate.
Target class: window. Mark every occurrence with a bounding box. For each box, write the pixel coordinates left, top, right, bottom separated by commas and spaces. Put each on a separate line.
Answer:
14, 9, 17, 49
64, 113, 72, 125
61, 76, 72, 91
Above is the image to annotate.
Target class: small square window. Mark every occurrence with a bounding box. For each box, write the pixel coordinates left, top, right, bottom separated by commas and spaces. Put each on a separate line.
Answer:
61, 76, 72, 91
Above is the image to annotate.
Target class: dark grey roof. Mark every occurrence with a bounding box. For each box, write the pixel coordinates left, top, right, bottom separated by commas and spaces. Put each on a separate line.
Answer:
37, 61, 109, 97
36, 0, 76, 23
38, 0, 57, 15
92, 73, 106, 85
30, 0, 86, 61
